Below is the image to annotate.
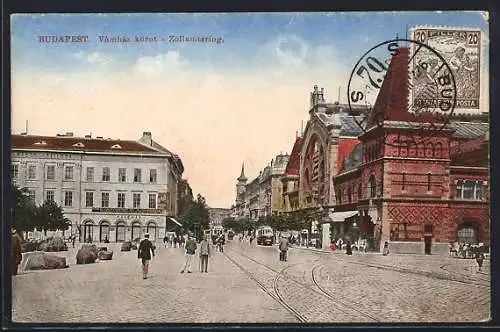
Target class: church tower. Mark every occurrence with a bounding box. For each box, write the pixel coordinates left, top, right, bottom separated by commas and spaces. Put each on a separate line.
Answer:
236, 163, 248, 205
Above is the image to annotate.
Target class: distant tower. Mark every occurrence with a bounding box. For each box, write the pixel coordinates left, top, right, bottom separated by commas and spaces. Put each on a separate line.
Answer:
236, 163, 248, 205
310, 85, 326, 108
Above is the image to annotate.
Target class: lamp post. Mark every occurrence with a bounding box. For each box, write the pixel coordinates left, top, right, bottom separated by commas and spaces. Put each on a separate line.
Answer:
352, 221, 360, 252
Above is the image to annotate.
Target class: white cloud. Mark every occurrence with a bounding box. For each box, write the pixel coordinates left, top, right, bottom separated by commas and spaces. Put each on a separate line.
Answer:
134, 51, 189, 76
72, 51, 113, 65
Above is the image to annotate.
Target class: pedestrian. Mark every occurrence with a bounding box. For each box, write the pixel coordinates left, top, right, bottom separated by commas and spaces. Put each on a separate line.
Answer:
181, 235, 197, 274
278, 235, 289, 261
71, 235, 76, 248
199, 235, 211, 273
217, 234, 224, 253
104, 235, 109, 243
382, 241, 390, 256
475, 250, 485, 272
163, 235, 168, 248
137, 233, 155, 279
345, 239, 353, 255
11, 228, 22, 276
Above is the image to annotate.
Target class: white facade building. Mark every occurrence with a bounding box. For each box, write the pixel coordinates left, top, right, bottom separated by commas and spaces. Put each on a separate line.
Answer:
11, 131, 184, 243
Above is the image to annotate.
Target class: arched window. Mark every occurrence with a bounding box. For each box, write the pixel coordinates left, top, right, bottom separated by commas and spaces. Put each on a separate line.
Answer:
456, 180, 484, 200
434, 142, 442, 158
146, 221, 157, 240
457, 223, 478, 244
99, 220, 110, 242
417, 143, 425, 157
116, 221, 126, 242
427, 173, 432, 191
131, 221, 141, 241
82, 220, 94, 243
369, 175, 377, 198
425, 143, 434, 158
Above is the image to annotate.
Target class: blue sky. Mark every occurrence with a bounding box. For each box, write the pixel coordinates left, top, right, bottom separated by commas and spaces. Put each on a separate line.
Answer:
10, 12, 489, 207
11, 12, 488, 73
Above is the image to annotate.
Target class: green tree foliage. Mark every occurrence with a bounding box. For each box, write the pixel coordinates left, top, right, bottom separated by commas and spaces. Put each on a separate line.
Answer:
36, 200, 71, 234
11, 184, 37, 232
222, 217, 254, 234
179, 193, 210, 240
12, 184, 71, 235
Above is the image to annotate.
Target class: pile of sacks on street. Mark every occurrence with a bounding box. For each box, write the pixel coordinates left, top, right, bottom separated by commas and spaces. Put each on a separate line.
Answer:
39, 236, 68, 252
21, 236, 68, 253
121, 241, 132, 251
21, 251, 69, 271
76, 244, 113, 264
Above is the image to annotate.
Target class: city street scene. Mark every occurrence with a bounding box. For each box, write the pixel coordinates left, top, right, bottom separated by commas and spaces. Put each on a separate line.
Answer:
9, 12, 490, 324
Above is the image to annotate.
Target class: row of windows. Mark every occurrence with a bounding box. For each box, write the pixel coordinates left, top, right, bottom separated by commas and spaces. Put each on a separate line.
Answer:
11, 164, 158, 183
335, 176, 484, 204
36, 190, 159, 209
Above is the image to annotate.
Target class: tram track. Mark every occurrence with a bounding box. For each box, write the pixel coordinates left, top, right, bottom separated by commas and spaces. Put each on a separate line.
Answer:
298, 248, 489, 288
223, 250, 307, 322
224, 248, 380, 323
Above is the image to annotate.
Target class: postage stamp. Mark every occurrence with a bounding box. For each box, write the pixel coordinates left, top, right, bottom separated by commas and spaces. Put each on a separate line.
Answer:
410, 26, 482, 110
6, 12, 490, 326
347, 38, 457, 147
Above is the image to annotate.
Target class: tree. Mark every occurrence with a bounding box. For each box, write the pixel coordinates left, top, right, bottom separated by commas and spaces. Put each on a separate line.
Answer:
35, 200, 71, 236
11, 184, 37, 232
179, 193, 210, 241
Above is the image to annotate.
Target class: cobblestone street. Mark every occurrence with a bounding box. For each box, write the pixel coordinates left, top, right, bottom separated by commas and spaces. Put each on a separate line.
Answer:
12, 241, 490, 323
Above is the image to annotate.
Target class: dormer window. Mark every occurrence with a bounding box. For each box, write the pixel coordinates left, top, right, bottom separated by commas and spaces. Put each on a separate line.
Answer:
33, 140, 47, 146
111, 144, 122, 149
72, 142, 85, 148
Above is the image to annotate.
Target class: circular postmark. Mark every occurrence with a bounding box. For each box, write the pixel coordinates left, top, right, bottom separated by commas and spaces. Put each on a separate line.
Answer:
347, 39, 457, 148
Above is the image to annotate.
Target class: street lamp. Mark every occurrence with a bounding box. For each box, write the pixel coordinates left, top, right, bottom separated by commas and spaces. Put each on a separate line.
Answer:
352, 221, 360, 251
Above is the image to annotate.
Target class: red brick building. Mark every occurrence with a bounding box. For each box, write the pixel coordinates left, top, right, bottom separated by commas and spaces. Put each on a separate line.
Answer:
333, 48, 489, 254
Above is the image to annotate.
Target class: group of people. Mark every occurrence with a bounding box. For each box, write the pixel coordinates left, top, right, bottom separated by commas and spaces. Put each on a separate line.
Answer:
162, 234, 185, 248
137, 233, 214, 279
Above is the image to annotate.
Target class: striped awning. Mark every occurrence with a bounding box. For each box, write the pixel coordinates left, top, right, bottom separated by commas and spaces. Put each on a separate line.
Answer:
168, 217, 183, 227
328, 211, 359, 223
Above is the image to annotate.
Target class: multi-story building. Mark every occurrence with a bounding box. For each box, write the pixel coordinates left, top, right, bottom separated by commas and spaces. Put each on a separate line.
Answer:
11, 131, 184, 243
331, 48, 489, 254
208, 208, 232, 228
233, 154, 289, 221
282, 135, 303, 213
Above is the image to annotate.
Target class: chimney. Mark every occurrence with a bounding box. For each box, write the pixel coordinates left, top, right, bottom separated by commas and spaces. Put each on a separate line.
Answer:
142, 131, 153, 146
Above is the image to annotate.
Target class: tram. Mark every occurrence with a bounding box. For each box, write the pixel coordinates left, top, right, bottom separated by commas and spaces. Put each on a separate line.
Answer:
256, 226, 274, 246
211, 225, 224, 245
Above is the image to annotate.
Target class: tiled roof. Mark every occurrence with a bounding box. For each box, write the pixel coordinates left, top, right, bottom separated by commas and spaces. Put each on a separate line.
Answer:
314, 111, 366, 137
340, 116, 366, 136
284, 137, 302, 176
450, 121, 489, 139
337, 138, 361, 172
272, 154, 290, 174
342, 143, 364, 172
12, 135, 162, 154
366, 48, 442, 129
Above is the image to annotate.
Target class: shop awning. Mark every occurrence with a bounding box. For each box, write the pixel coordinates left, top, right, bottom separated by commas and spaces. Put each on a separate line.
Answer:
168, 217, 183, 227
328, 211, 359, 222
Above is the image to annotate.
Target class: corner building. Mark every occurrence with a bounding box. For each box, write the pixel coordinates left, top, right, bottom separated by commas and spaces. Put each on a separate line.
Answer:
11, 131, 184, 243
333, 48, 489, 254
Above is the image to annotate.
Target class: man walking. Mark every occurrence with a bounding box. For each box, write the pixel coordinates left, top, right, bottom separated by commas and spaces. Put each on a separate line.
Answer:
138, 233, 155, 279
199, 235, 211, 273
181, 234, 197, 274
278, 235, 289, 261
11, 228, 22, 276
